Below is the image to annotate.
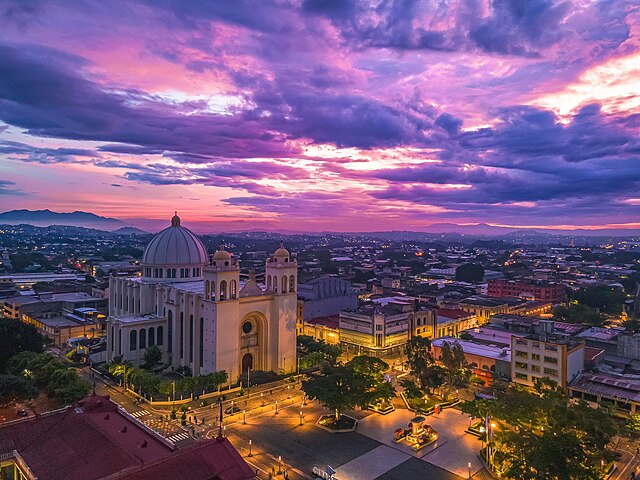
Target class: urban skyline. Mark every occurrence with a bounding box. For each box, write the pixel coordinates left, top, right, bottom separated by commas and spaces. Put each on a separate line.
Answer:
0, 1, 638, 232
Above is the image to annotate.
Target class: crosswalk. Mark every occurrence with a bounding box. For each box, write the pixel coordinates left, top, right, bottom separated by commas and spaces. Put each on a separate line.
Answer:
130, 410, 150, 418
168, 432, 191, 443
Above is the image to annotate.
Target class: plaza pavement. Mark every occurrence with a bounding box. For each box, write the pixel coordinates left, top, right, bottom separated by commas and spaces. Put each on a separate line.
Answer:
356, 408, 483, 478
218, 398, 484, 480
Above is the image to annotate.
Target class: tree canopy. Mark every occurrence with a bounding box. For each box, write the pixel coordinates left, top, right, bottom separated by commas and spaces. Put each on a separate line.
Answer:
573, 286, 627, 315
552, 303, 606, 327
455, 263, 485, 283
0, 318, 44, 371
302, 361, 394, 420
460, 378, 617, 479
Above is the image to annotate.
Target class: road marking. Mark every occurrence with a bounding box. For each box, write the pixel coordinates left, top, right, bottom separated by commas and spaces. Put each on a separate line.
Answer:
130, 410, 150, 418
168, 432, 191, 443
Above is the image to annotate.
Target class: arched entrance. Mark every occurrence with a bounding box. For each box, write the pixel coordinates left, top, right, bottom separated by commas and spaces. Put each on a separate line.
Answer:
238, 312, 268, 375
242, 353, 253, 372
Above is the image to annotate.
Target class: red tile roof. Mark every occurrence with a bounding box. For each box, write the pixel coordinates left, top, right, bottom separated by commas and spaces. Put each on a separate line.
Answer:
0, 394, 254, 480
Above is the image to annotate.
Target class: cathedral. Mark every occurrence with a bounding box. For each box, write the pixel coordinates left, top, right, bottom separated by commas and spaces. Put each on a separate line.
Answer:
106, 213, 298, 381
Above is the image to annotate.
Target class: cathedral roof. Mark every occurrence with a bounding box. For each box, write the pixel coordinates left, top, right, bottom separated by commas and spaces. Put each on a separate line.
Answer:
142, 213, 208, 266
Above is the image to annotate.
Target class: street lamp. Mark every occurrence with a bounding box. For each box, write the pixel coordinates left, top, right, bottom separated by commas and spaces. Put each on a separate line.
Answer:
243, 410, 246, 424
248, 439, 252, 457
275, 400, 279, 415
468, 462, 471, 479
299, 410, 303, 426
277, 455, 282, 475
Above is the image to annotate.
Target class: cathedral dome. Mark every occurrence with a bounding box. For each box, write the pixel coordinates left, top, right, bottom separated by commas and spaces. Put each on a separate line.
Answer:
212, 248, 231, 261
274, 243, 290, 259
142, 213, 208, 266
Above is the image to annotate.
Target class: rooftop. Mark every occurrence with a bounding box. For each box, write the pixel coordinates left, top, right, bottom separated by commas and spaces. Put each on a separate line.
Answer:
432, 336, 511, 362
0, 394, 253, 480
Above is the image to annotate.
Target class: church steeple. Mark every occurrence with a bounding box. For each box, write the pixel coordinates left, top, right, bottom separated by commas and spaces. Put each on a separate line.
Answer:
171, 211, 181, 227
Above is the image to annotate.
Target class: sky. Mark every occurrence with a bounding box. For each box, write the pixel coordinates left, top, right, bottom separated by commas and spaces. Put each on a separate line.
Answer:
0, 0, 639, 233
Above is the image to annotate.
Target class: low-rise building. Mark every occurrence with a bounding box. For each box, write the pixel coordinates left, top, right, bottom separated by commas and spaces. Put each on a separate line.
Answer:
339, 301, 412, 358
569, 372, 640, 415
487, 278, 566, 303
434, 308, 477, 338
432, 337, 511, 385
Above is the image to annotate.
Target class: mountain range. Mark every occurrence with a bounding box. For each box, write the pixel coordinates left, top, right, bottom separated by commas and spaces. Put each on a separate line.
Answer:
1, 209, 639, 238
0, 209, 126, 231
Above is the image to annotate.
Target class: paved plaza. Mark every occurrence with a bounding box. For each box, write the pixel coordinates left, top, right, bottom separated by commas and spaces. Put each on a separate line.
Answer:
218, 398, 484, 480
356, 408, 483, 478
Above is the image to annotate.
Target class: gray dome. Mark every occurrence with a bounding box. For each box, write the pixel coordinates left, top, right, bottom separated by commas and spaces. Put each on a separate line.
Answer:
142, 215, 208, 266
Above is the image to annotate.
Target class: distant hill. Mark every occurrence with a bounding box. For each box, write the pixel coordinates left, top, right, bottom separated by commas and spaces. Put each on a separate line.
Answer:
112, 226, 149, 235
0, 209, 126, 230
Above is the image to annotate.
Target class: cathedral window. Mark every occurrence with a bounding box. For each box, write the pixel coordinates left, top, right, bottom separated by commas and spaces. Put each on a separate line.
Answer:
282, 275, 287, 293
199, 318, 204, 368
290, 275, 295, 293
148, 327, 155, 346
180, 313, 184, 359
129, 330, 137, 351
220, 281, 227, 301
139, 328, 146, 349
273, 276, 278, 293
230, 280, 237, 299
189, 315, 194, 362
242, 321, 253, 334
157, 325, 164, 346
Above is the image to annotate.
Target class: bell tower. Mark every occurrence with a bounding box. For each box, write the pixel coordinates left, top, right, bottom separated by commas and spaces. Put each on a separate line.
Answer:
204, 247, 240, 302
265, 242, 297, 374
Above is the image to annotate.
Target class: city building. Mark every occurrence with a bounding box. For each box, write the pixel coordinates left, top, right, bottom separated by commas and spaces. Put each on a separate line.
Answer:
510, 321, 585, 389
296, 276, 358, 334
569, 372, 640, 415
0, 393, 254, 480
21, 307, 105, 346
106, 214, 298, 380
487, 278, 566, 303
433, 308, 477, 339
3, 292, 107, 320
432, 337, 511, 385
300, 314, 340, 345
339, 301, 413, 358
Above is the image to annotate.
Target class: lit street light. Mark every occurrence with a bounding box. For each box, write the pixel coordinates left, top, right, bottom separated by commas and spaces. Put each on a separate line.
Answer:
275, 400, 279, 415
299, 410, 303, 426
468, 462, 471, 479
248, 439, 252, 457
243, 409, 246, 424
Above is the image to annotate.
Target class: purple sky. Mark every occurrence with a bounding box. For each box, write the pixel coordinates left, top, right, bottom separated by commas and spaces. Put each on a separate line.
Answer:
0, 0, 639, 232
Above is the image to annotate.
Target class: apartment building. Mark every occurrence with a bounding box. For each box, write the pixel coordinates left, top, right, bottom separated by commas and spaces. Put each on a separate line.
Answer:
510, 321, 585, 389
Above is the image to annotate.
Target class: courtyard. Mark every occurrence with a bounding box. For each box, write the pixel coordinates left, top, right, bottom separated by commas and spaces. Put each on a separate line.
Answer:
215, 397, 485, 480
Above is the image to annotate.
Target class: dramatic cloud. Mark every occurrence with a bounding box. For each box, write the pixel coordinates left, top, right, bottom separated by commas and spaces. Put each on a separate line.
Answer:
0, 0, 638, 230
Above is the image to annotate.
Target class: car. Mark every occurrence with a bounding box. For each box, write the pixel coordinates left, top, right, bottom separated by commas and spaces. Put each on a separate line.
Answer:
17, 409, 28, 418
224, 405, 241, 415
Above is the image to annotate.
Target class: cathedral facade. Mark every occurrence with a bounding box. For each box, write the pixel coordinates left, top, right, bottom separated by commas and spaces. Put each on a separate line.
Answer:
106, 214, 298, 381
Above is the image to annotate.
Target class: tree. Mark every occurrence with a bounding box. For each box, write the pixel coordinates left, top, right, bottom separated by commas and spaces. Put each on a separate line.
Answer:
0, 374, 38, 405
439, 341, 467, 394
142, 345, 162, 370
573, 286, 626, 315
552, 304, 606, 327
405, 336, 435, 390
346, 356, 388, 379
455, 263, 485, 283
302, 364, 386, 421
400, 379, 422, 399
0, 318, 44, 371
4, 352, 90, 405
464, 378, 618, 478
626, 413, 640, 436
422, 365, 446, 394
622, 317, 640, 334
